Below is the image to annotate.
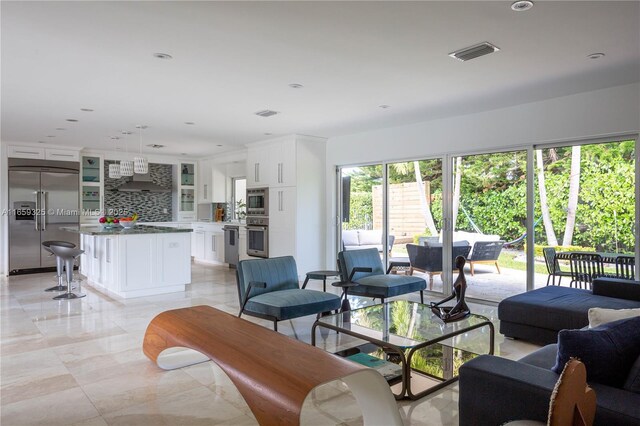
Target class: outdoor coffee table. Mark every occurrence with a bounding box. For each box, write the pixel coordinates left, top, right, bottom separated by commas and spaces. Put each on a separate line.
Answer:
311, 300, 494, 400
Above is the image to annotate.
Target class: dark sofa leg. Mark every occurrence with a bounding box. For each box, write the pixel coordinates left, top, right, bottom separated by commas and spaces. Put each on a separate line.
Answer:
420, 290, 424, 304
273, 320, 278, 332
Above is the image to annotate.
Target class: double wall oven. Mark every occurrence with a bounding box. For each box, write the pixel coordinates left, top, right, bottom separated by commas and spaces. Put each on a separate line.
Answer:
246, 187, 269, 258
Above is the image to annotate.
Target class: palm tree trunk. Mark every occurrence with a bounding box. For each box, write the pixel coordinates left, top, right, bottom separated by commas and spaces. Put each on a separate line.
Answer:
562, 146, 581, 246
414, 161, 438, 235
452, 157, 462, 230
536, 149, 558, 246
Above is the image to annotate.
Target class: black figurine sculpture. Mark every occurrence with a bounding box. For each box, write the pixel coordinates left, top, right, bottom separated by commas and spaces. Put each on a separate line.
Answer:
430, 255, 471, 322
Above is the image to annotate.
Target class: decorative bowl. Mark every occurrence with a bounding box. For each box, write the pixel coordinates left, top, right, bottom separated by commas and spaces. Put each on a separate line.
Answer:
120, 221, 137, 229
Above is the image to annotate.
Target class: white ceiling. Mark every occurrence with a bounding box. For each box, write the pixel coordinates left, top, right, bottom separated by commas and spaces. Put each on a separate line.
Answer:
2, 1, 638, 157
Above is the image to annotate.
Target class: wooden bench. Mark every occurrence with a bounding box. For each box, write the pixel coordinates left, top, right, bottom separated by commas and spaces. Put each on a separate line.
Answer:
143, 305, 403, 426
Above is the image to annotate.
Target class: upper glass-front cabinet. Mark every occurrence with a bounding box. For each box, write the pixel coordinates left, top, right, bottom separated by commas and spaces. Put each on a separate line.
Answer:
82, 156, 101, 182
181, 163, 195, 186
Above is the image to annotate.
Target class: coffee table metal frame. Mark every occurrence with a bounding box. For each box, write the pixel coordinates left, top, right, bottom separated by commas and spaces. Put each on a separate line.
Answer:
311, 302, 494, 400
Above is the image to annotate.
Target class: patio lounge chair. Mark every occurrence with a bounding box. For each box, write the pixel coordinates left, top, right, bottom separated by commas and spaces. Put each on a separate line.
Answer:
236, 256, 341, 331
337, 248, 427, 303
406, 243, 472, 290
543, 247, 572, 286
466, 240, 505, 276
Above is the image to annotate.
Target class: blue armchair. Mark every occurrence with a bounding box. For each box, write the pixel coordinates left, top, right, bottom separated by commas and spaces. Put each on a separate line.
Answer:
236, 256, 342, 331
337, 248, 427, 304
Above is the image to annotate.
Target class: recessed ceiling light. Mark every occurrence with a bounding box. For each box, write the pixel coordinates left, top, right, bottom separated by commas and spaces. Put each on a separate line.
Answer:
66, 118, 78, 122
255, 110, 279, 117
56, 127, 66, 131
110, 136, 121, 140
216, 144, 223, 147
288, 83, 304, 89
511, 1, 533, 12
121, 131, 132, 135
379, 105, 391, 109
587, 52, 605, 60
264, 133, 272, 136
184, 121, 195, 125
153, 53, 173, 60
146, 144, 164, 149
180, 153, 187, 155
46, 135, 56, 138
38, 141, 47, 144
80, 108, 94, 112
135, 124, 148, 129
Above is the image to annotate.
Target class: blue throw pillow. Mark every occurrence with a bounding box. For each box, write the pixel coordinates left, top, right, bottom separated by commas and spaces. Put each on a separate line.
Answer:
552, 316, 640, 388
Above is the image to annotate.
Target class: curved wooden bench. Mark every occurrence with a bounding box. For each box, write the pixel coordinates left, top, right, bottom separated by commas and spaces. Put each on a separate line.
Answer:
143, 305, 403, 426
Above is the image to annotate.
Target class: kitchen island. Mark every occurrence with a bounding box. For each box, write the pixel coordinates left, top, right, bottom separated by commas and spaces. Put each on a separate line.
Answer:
63, 225, 192, 298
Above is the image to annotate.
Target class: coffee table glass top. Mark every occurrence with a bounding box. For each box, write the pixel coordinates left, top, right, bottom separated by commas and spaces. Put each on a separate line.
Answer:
316, 300, 491, 350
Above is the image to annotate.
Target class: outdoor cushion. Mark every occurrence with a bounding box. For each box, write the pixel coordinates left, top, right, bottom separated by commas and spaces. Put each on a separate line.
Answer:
552, 317, 640, 388
342, 230, 359, 247
359, 230, 382, 246
245, 288, 340, 320
348, 274, 426, 299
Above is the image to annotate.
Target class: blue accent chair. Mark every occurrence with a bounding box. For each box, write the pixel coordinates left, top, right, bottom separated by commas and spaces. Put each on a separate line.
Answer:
236, 256, 342, 331
337, 248, 427, 304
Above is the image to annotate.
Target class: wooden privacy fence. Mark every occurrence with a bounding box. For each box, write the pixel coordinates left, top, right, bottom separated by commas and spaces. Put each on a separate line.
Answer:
373, 182, 432, 242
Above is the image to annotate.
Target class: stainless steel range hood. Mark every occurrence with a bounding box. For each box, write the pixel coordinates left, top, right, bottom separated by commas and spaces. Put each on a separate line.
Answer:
116, 173, 171, 192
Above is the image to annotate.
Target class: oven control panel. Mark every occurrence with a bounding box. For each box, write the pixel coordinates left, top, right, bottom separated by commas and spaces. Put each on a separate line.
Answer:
246, 216, 269, 226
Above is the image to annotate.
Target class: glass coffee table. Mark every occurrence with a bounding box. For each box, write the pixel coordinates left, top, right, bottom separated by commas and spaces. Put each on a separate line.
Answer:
311, 300, 494, 400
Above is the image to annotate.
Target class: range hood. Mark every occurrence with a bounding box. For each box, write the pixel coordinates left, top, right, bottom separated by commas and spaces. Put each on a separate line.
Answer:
116, 173, 171, 192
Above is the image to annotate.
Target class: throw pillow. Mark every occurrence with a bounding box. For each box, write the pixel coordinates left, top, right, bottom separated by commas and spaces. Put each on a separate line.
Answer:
588, 307, 640, 328
552, 316, 640, 388
624, 355, 640, 393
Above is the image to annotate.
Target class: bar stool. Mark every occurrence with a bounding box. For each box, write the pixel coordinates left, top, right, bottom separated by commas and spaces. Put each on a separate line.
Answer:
49, 245, 86, 300
42, 240, 76, 292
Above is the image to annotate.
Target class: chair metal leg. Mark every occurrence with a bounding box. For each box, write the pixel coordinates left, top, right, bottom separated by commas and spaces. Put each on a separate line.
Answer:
546, 275, 551, 286
420, 291, 424, 304
495, 261, 501, 274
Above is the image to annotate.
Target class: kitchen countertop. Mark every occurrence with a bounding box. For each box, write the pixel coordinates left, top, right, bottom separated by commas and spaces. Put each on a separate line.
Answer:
63, 225, 193, 235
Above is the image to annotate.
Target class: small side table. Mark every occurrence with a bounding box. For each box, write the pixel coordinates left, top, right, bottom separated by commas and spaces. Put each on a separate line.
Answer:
302, 270, 341, 292
331, 281, 359, 313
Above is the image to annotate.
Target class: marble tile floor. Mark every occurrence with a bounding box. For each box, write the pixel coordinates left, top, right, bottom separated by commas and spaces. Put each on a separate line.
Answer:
0, 263, 542, 425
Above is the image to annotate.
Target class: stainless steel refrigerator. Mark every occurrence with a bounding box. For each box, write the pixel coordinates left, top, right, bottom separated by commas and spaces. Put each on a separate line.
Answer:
8, 158, 80, 274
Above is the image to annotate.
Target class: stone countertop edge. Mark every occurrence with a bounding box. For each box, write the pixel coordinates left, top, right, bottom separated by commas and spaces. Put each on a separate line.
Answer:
62, 225, 193, 235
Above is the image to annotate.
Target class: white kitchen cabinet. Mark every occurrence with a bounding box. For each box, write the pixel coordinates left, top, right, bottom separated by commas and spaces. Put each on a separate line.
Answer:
205, 230, 224, 263
272, 138, 297, 187
192, 228, 205, 259
198, 159, 212, 203
269, 186, 296, 230
245, 135, 326, 274
246, 144, 271, 188
238, 226, 249, 261
8, 145, 45, 159
211, 166, 226, 202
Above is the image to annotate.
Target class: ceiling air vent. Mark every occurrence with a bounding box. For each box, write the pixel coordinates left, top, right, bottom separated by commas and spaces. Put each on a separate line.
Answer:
449, 42, 500, 62
255, 110, 279, 117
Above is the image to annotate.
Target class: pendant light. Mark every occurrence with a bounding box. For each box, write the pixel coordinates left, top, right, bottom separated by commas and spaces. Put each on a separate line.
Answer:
108, 138, 121, 179
134, 125, 148, 174
120, 137, 134, 177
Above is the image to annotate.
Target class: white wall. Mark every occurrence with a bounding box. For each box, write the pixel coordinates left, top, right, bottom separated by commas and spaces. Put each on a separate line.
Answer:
324, 82, 640, 266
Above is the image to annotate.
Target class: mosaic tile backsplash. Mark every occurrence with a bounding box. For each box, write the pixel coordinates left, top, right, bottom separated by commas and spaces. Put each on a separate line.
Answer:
104, 161, 173, 222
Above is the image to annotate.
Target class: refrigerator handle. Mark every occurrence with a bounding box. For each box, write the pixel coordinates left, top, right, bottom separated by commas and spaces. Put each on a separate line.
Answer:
34, 191, 40, 231
41, 191, 47, 231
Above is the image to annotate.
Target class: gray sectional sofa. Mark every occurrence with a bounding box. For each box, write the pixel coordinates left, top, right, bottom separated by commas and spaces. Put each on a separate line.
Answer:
499, 277, 640, 345
459, 343, 640, 425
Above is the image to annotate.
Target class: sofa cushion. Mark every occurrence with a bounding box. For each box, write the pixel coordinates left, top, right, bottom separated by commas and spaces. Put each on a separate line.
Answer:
552, 317, 640, 388
358, 230, 381, 246
624, 355, 640, 393
245, 289, 341, 320
348, 274, 426, 299
499, 286, 640, 334
342, 230, 359, 247
588, 307, 640, 328
592, 278, 640, 302
519, 344, 558, 370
